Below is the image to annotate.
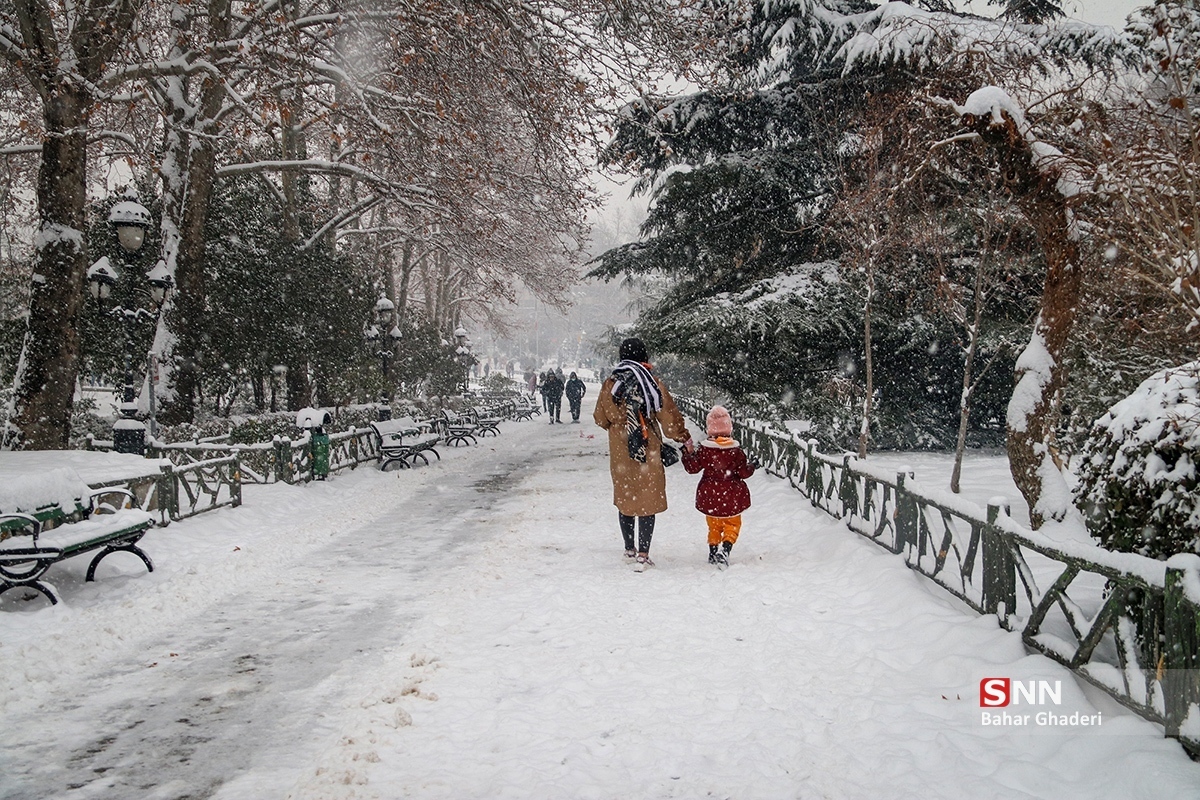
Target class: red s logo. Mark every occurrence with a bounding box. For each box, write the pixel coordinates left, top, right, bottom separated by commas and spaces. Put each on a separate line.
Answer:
980, 678, 1010, 707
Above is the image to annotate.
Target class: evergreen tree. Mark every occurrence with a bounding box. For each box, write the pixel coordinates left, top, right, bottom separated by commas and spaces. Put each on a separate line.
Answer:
989, 0, 1065, 24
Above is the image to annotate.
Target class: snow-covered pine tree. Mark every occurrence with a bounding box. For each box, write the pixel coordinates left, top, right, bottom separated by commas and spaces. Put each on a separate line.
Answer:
596, 0, 1130, 521
989, 0, 1064, 25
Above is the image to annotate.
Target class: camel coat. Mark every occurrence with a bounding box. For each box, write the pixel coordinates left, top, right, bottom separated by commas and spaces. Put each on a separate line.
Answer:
593, 373, 691, 517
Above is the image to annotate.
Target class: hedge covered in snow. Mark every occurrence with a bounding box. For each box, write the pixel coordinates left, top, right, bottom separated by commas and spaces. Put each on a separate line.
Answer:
1075, 362, 1200, 558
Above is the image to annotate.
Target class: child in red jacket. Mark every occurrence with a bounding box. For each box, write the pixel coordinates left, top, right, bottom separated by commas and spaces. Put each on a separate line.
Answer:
681, 405, 757, 568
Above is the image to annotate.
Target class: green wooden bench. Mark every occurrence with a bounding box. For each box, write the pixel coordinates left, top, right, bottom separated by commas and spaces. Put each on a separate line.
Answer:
0, 488, 156, 606
512, 395, 540, 421
462, 405, 502, 437
369, 418, 442, 470
438, 410, 479, 447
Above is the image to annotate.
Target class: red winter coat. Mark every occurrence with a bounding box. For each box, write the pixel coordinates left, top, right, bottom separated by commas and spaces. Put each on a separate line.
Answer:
681, 437, 755, 517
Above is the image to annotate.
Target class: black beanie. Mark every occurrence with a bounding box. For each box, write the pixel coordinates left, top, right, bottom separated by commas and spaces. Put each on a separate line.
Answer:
619, 337, 648, 362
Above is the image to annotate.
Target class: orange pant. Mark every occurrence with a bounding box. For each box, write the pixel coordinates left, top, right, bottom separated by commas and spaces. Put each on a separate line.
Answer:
706, 515, 742, 546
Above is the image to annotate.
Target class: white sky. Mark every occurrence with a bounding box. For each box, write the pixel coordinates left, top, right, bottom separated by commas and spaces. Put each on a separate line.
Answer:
955, 0, 1142, 27
1028, 0, 1142, 27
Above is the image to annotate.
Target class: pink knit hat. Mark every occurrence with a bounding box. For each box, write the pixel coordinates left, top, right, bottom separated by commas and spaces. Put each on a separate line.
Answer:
706, 405, 733, 437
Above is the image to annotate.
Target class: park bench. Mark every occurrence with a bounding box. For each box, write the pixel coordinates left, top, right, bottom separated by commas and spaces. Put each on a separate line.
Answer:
370, 418, 442, 470
0, 487, 156, 606
462, 405, 503, 437
512, 395, 540, 421
438, 410, 479, 447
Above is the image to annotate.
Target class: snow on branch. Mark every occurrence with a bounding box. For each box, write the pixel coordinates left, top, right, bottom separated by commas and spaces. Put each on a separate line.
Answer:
299, 194, 384, 252
948, 86, 1090, 203
0, 24, 24, 61
762, 0, 1133, 83
100, 56, 223, 90
216, 160, 436, 209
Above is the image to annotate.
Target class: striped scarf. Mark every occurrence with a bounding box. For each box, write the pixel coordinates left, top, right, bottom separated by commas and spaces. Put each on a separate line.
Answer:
611, 360, 662, 463
610, 360, 662, 411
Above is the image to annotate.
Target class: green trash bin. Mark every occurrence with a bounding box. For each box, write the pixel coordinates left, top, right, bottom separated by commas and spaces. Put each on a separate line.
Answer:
311, 430, 330, 480
298, 407, 333, 481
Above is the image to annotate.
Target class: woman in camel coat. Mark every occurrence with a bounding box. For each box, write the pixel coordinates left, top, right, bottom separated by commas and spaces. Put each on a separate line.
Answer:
593, 338, 692, 569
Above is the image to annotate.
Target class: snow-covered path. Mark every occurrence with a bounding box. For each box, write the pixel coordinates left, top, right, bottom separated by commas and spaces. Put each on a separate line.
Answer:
0, 438, 532, 799
2, 420, 1199, 799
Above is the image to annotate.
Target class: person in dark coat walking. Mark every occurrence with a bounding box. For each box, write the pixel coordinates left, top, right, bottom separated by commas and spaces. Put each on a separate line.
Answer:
681, 405, 757, 567
542, 371, 565, 423
594, 338, 693, 570
564, 372, 587, 423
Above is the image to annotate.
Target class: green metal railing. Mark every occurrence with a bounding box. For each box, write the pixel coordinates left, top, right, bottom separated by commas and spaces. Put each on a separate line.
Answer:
677, 396, 1200, 754
83, 454, 242, 525
149, 427, 379, 484
164, 456, 242, 520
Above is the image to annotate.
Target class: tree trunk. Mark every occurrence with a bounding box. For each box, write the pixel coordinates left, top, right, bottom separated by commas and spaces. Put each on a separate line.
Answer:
158, 0, 231, 425
967, 111, 1083, 528
396, 241, 414, 323
278, 0, 307, 246
1005, 224, 1080, 527
147, 8, 196, 416
163, 134, 216, 424
951, 264, 985, 494
251, 368, 266, 411
6, 89, 89, 450
286, 363, 312, 411
857, 258, 875, 460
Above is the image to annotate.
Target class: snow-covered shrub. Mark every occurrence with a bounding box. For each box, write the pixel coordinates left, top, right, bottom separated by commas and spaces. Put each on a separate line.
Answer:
478, 373, 519, 394
1074, 362, 1200, 558
67, 397, 111, 449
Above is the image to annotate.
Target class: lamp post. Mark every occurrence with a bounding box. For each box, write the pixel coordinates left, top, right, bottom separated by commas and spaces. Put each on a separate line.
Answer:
87, 200, 173, 454
454, 326, 473, 394
366, 295, 402, 421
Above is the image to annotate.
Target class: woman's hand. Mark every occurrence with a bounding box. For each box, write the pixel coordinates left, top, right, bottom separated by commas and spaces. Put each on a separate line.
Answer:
682, 436, 696, 455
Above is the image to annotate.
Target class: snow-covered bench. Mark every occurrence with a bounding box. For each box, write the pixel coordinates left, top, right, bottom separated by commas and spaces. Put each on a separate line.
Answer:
0, 488, 156, 606
512, 396, 540, 421
369, 418, 442, 470
462, 405, 502, 437
438, 410, 478, 447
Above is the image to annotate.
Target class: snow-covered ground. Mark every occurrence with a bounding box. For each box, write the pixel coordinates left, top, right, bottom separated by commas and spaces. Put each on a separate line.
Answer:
2, 421, 1198, 799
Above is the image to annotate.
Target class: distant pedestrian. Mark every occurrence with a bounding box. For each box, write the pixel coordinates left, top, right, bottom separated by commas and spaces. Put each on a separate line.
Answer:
593, 337, 692, 570
681, 405, 757, 569
538, 372, 549, 412
542, 371, 565, 423
526, 369, 537, 395
564, 372, 587, 423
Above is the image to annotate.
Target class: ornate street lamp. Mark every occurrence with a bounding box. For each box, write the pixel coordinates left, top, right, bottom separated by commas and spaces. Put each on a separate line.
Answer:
86, 199, 172, 454
366, 295, 402, 420
454, 326, 473, 394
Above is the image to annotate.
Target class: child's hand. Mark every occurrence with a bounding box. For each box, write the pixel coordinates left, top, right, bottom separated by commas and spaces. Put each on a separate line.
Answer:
748, 458, 761, 470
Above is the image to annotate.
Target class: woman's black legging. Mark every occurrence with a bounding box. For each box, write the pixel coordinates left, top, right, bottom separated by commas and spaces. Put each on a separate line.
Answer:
619, 513, 656, 554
